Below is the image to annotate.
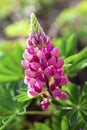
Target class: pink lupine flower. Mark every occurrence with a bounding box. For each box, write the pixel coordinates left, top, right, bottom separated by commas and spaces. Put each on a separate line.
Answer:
21, 13, 68, 110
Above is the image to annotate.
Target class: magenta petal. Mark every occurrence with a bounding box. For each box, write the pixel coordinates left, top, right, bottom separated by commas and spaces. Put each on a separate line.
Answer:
54, 69, 63, 79
44, 67, 51, 77
49, 84, 56, 91
45, 52, 51, 60
56, 59, 64, 68
41, 99, 50, 110
47, 43, 53, 51
53, 88, 61, 99
37, 50, 44, 60
36, 80, 44, 89
60, 92, 68, 99
51, 47, 60, 57
48, 56, 56, 66
36, 72, 44, 81
28, 89, 38, 97
28, 47, 35, 54
33, 85, 41, 93
59, 77, 69, 86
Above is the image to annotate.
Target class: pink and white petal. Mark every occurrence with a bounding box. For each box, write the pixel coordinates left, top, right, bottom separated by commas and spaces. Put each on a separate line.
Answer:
21, 60, 29, 69
30, 62, 40, 70
25, 69, 36, 78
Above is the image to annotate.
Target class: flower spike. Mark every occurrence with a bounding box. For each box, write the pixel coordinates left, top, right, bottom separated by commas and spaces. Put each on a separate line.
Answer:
21, 13, 69, 110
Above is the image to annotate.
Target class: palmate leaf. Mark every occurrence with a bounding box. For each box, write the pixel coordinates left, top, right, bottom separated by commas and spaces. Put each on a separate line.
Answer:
0, 83, 30, 129
53, 82, 87, 126
53, 34, 77, 58
65, 34, 77, 57
34, 122, 51, 130
64, 47, 87, 77
16, 92, 33, 102
0, 42, 24, 82
69, 109, 78, 126
0, 114, 16, 130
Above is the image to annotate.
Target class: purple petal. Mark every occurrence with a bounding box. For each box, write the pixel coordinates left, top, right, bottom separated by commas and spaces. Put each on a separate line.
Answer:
32, 37, 37, 45
39, 36, 44, 44
27, 38, 33, 46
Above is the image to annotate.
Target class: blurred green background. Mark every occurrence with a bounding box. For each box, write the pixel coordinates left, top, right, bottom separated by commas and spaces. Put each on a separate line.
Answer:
0, 0, 87, 130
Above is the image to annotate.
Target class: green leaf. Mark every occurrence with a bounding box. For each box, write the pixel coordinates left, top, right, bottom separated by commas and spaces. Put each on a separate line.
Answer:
52, 38, 65, 57
63, 82, 80, 104
61, 116, 69, 130
34, 122, 51, 130
69, 109, 78, 126
81, 82, 87, 97
0, 43, 24, 82
74, 47, 87, 64
16, 92, 33, 102
54, 110, 69, 118
81, 110, 87, 123
65, 34, 77, 57
64, 48, 87, 77
0, 114, 16, 130
80, 82, 87, 105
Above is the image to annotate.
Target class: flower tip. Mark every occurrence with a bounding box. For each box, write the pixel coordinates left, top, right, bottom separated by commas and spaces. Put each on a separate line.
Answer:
30, 13, 43, 33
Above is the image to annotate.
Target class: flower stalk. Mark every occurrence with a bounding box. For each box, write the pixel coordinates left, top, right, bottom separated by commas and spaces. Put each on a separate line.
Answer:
21, 13, 69, 110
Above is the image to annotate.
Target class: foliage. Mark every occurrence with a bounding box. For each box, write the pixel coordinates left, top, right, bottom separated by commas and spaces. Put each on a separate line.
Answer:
55, 1, 87, 44
53, 35, 87, 77
0, 1, 87, 129
0, 29, 87, 129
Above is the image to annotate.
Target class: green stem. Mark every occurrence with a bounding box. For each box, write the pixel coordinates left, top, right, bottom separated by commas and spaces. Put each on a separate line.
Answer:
25, 111, 53, 116
0, 114, 16, 130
